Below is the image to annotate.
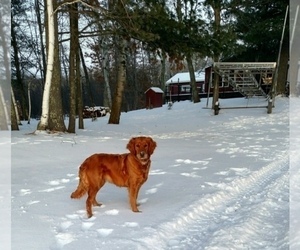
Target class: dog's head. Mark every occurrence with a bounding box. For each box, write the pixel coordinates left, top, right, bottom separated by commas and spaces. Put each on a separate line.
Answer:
127, 136, 157, 162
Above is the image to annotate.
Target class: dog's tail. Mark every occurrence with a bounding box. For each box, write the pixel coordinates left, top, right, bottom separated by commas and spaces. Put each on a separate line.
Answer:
70, 165, 89, 199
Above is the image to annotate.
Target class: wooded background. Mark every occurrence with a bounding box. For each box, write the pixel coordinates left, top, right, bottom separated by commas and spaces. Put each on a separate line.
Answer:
0, 0, 10, 130
9, 0, 291, 132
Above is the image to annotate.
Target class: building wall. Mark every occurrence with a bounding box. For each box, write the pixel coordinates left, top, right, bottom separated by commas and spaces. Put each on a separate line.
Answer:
145, 89, 163, 108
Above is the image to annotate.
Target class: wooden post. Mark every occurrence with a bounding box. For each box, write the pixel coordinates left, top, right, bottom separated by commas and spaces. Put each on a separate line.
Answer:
267, 98, 273, 114
214, 101, 220, 115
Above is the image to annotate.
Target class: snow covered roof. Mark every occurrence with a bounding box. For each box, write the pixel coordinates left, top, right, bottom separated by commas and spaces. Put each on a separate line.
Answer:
166, 71, 205, 85
145, 87, 164, 93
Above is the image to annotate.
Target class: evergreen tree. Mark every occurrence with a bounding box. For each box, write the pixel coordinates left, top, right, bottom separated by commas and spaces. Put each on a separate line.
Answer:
229, 0, 289, 94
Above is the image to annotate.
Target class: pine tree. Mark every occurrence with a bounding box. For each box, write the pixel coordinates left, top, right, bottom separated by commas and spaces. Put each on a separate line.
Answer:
229, 0, 289, 95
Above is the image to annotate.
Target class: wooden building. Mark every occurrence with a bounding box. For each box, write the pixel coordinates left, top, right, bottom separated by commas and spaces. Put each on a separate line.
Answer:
204, 66, 242, 98
145, 87, 164, 109
165, 71, 205, 102
165, 62, 276, 102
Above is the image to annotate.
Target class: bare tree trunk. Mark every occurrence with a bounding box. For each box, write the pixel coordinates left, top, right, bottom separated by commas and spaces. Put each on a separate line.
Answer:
34, 0, 47, 80
0, 87, 9, 130
0, 10, 10, 130
37, 0, 55, 130
277, 35, 289, 95
27, 81, 31, 124
108, 36, 127, 124
92, 1, 112, 108
132, 46, 139, 110
11, 17, 28, 121
77, 44, 84, 129
79, 45, 94, 106
212, 5, 221, 111
45, 0, 66, 132
101, 37, 112, 108
60, 44, 69, 85
212, 64, 220, 110
160, 50, 167, 90
126, 43, 138, 111
11, 88, 19, 131
186, 53, 200, 103
67, 3, 79, 133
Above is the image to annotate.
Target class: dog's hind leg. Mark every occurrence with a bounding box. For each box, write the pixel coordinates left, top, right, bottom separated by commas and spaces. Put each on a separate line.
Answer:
92, 179, 105, 206
86, 180, 105, 218
71, 166, 88, 199
86, 187, 99, 218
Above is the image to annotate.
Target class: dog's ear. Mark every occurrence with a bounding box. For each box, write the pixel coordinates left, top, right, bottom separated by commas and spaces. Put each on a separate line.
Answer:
127, 137, 136, 154
147, 137, 157, 155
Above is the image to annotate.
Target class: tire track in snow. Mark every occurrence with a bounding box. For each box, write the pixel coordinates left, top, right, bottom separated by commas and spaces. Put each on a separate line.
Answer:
137, 156, 288, 250
199, 166, 289, 250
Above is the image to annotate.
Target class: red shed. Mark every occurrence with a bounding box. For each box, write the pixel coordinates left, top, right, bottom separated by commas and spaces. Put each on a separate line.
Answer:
145, 87, 164, 109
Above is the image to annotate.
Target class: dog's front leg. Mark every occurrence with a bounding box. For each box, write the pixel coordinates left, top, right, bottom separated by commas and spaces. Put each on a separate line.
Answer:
128, 183, 142, 212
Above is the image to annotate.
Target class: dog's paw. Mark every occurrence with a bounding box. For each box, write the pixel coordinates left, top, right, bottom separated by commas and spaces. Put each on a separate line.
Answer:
92, 201, 102, 207
132, 208, 141, 213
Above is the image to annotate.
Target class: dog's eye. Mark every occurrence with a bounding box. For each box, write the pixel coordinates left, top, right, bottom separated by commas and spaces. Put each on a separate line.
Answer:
136, 144, 140, 148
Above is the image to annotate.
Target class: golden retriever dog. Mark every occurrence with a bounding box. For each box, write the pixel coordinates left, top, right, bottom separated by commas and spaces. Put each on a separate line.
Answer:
71, 136, 157, 218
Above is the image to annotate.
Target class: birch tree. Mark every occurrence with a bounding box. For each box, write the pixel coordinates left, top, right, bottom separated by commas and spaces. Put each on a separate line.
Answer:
37, 0, 65, 131
47, 0, 66, 132
0, 6, 10, 130
11, 87, 19, 130
37, 0, 55, 130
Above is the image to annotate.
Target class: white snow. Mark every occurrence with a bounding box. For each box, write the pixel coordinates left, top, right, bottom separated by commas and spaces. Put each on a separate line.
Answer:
10, 96, 297, 250
146, 87, 164, 94
0, 131, 11, 250
166, 71, 205, 84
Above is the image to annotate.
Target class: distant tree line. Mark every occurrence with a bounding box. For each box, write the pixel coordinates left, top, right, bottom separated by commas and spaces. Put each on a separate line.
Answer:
0, 0, 10, 130
10, 0, 289, 131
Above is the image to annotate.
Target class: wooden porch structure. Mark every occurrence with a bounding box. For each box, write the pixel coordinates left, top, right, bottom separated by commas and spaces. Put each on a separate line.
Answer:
213, 62, 277, 98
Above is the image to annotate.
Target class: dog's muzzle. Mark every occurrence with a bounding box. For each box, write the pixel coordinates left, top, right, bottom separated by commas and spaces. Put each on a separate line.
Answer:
140, 151, 145, 158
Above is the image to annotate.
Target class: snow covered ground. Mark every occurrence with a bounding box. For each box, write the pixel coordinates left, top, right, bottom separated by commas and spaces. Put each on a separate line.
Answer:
0, 131, 11, 250
10, 97, 295, 250
290, 98, 300, 250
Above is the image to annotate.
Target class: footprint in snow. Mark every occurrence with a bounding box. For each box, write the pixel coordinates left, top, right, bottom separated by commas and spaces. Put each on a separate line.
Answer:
54, 232, 75, 248
145, 188, 157, 195
215, 171, 229, 176
39, 186, 65, 193
66, 210, 93, 220
138, 198, 148, 204
48, 179, 70, 185
154, 182, 163, 188
66, 213, 80, 220
27, 200, 40, 205
176, 159, 211, 165
81, 221, 94, 231
230, 167, 251, 176
181, 172, 200, 178
97, 228, 114, 237
123, 222, 139, 228
59, 221, 73, 231
150, 169, 166, 175
20, 189, 31, 196
104, 209, 119, 215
